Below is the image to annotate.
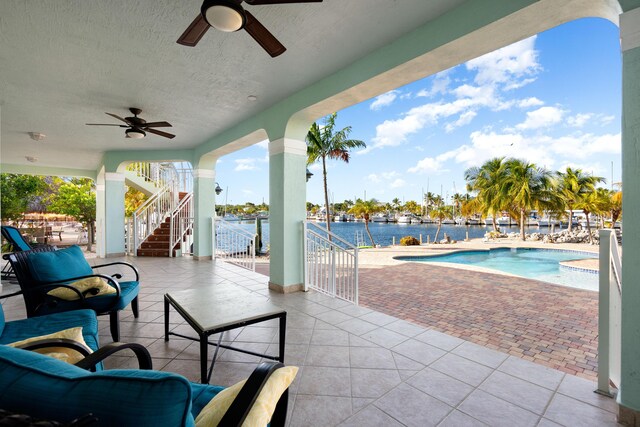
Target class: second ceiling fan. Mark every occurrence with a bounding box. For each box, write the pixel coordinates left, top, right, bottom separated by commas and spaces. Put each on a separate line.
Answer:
177, 0, 323, 57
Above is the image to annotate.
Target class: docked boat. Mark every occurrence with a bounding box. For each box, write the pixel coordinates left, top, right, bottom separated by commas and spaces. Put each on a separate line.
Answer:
372, 213, 389, 223
410, 216, 422, 224
397, 214, 412, 224
496, 216, 512, 226
579, 219, 598, 228
442, 219, 455, 225
334, 213, 347, 222
535, 217, 560, 227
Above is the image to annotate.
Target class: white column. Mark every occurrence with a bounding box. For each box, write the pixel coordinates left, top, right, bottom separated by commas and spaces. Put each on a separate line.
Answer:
103, 172, 126, 257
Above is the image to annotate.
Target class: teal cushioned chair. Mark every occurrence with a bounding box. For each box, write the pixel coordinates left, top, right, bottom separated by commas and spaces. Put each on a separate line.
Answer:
0, 345, 290, 426
0, 303, 100, 353
5, 245, 140, 342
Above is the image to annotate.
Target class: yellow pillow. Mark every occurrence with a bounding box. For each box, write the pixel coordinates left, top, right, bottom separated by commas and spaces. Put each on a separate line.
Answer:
195, 366, 298, 427
47, 277, 116, 301
8, 327, 92, 365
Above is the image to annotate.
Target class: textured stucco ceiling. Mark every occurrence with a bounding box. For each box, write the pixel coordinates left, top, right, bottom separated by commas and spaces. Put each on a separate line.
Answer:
0, 0, 466, 171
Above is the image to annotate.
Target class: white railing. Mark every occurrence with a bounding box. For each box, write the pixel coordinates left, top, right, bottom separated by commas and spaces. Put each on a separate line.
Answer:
125, 217, 134, 255
169, 193, 194, 257
133, 185, 173, 253
213, 217, 257, 271
304, 221, 358, 304
597, 229, 622, 397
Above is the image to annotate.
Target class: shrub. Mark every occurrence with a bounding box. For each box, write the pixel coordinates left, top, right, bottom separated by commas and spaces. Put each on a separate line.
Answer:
399, 236, 420, 246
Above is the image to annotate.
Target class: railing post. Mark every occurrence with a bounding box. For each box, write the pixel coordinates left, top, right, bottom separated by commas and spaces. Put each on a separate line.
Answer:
212, 217, 217, 261
303, 221, 309, 291
597, 229, 613, 396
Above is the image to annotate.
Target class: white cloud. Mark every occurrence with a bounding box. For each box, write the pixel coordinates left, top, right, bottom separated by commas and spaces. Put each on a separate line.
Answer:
549, 133, 621, 159
567, 113, 592, 128
445, 111, 477, 133
407, 157, 445, 174
390, 178, 406, 189
600, 115, 615, 125
517, 97, 544, 108
416, 74, 451, 98
516, 106, 565, 130
367, 173, 381, 183
370, 90, 399, 111
234, 158, 259, 171
466, 36, 541, 87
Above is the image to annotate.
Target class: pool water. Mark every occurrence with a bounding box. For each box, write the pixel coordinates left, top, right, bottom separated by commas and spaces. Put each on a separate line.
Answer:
396, 248, 599, 291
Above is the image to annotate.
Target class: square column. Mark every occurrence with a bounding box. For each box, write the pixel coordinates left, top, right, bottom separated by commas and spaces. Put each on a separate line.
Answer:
619, 7, 640, 424
268, 138, 307, 293
102, 172, 125, 257
192, 169, 216, 260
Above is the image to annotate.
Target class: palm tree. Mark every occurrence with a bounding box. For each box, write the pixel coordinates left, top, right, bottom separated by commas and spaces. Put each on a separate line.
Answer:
391, 197, 401, 213
556, 167, 604, 231
465, 158, 507, 232
348, 199, 381, 246
452, 193, 465, 218
424, 192, 436, 218
610, 190, 622, 227
430, 204, 453, 242
404, 200, 420, 216
574, 189, 607, 243
499, 159, 559, 240
306, 113, 366, 231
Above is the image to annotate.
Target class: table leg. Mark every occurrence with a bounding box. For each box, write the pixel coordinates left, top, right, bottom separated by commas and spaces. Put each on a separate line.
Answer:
164, 296, 169, 342
200, 333, 208, 384
279, 313, 286, 363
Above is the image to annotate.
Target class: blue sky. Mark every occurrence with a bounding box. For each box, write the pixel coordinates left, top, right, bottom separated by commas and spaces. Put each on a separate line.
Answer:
215, 18, 621, 206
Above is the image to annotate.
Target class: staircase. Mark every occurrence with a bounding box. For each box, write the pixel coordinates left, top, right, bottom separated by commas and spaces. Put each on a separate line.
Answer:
127, 162, 194, 258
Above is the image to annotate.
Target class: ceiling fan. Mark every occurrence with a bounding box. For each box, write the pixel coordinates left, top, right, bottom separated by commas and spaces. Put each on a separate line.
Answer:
177, 0, 323, 57
86, 108, 175, 140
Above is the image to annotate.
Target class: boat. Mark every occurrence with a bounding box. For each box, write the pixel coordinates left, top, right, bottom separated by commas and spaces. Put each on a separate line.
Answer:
410, 216, 422, 224
397, 214, 412, 224
483, 217, 495, 227
442, 219, 455, 225
454, 217, 466, 225
467, 217, 480, 226
535, 217, 560, 227
579, 219, 598, 228
496, 216, 512, 226
372, 213, 389, 223
334, 213, 347, 222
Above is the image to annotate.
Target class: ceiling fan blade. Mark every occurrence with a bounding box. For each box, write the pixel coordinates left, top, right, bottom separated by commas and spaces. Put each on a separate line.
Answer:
142, 121, 172, 128
146, 128, 176, 139
177, 14, 210, 47
245, 0, 322, 4
86, 123, 127, 127
105, 113, 130, 124
244, 11, 286, 57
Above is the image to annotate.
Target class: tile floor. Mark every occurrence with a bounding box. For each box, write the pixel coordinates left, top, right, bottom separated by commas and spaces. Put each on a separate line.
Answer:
1, 256, 621, 426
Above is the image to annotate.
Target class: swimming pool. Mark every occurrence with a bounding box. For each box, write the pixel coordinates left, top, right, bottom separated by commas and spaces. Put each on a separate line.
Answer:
395, 248, 599, 291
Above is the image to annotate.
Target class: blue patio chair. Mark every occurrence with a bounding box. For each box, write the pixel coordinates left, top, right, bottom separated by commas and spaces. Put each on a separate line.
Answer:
0, 345, 292, 426
4, 245, 140, 342
1, 225, 49, 279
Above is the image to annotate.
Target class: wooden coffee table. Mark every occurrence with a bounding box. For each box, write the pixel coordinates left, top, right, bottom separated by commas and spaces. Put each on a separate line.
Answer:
164, 286, 286, 384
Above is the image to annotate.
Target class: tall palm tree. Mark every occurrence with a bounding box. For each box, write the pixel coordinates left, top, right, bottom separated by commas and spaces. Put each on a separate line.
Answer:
430, 204, 453, 242
465, 158, 507, 231
306, 113, 366, 231
499, 159, 559, 240
391, 197, 401, 213
348, 199, 381, 246
424, 192, 436, 218
574, 189, 608, 243
556, 167, 604, 232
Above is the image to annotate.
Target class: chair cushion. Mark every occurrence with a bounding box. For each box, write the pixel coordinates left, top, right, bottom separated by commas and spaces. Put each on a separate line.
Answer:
195, 366, 298, 427
0, 346, 197, 427
26, 245, 93, 284
36, 280, 139, 316
0, 304, 5, 337
3, 226, 32, 251
0, 309, 99, 352
47, 277, 117, 301
7, 326, 92, 365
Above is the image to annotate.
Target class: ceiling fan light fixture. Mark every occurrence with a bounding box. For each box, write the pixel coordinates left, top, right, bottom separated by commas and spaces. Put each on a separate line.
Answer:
126, 128, 146, 139
202, 0, 246, 32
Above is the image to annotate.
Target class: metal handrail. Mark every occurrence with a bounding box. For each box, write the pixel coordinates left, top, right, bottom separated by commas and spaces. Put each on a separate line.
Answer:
304, 221, 358, 304
133, 185, 173, 253
597, 229, 622, 397
213, 217, 257, 271
169, 193, 194, 257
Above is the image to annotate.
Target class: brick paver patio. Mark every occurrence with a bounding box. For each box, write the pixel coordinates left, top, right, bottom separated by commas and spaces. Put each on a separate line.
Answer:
358, 263, 599, 380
